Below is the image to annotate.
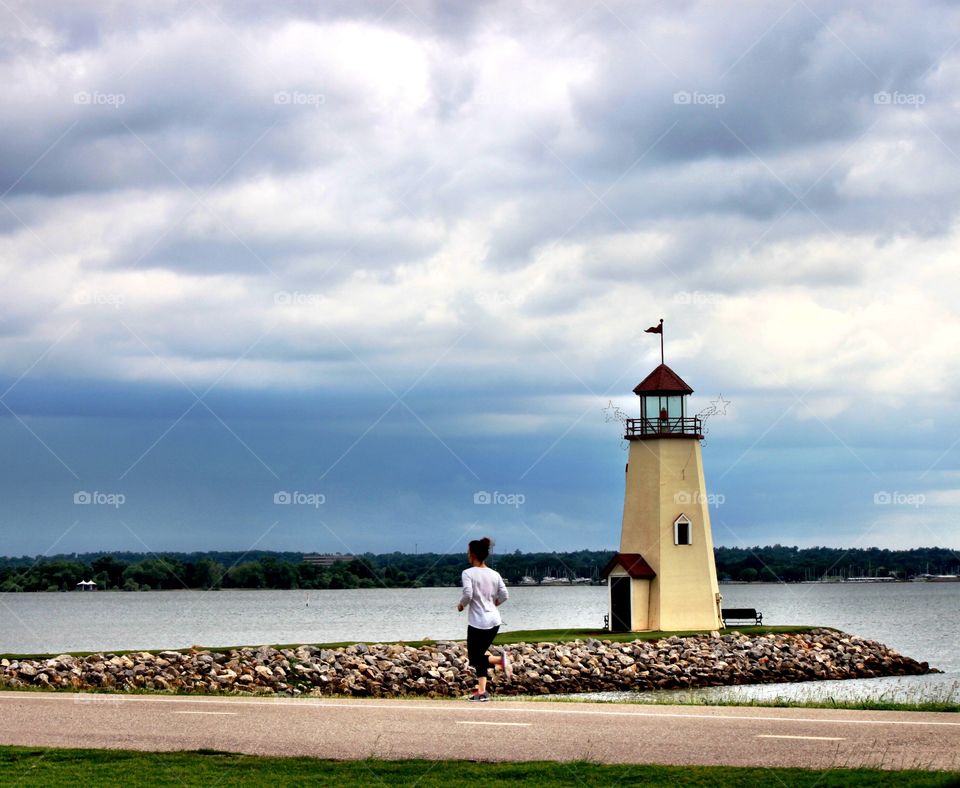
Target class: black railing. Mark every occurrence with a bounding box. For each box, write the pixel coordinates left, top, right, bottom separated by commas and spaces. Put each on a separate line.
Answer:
625, 416, 702, 438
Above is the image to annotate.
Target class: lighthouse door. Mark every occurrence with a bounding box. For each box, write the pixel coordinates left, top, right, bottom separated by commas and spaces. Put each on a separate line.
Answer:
610, 576, 632, 632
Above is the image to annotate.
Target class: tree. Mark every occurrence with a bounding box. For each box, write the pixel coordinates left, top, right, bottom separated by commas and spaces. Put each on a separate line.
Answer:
191, 558, 225, 590
739, 567, 758, 582
123, 560, 178, 590
260, 558, 297, 590
92, 555, 127, 588
224, 562, 266, 589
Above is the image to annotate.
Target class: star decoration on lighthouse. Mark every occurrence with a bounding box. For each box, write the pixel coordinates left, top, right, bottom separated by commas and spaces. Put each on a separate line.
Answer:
710, 394, 731, 416
696, 394, 731, 445
602, 400, 630, 450
602, 400, 629, 425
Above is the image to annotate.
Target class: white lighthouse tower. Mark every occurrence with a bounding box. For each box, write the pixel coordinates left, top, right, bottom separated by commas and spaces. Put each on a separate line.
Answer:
602, 331, 723, 632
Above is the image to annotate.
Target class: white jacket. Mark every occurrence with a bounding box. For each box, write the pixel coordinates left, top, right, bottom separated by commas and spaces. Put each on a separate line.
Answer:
459, 566, 509, 629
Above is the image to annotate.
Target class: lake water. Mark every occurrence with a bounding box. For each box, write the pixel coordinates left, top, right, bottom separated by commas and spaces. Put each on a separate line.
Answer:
1, 583, 956, 702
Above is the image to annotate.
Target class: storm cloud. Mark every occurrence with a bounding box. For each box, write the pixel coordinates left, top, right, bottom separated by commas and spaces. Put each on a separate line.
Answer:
1, 0, 959, 555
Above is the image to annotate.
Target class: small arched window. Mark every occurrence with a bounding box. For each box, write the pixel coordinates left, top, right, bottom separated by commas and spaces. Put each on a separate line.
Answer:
674, 514, 693, 545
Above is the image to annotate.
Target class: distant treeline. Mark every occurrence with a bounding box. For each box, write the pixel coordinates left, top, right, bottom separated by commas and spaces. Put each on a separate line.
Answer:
714, 545, 959, 583
0, 546, 957, 592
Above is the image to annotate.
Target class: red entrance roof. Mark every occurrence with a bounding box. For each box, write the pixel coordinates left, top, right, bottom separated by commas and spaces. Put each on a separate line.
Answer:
632, 363, 694, 396
600, 552, 656, 579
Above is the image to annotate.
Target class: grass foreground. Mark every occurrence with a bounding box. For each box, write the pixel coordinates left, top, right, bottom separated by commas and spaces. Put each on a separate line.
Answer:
535, 694, 960, 714
1, 746, 959, 787
0, 682, 954, 714
0, 625, 821, 660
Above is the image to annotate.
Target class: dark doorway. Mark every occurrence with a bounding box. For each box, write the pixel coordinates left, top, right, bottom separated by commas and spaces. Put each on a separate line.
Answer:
610, 576, 631, 632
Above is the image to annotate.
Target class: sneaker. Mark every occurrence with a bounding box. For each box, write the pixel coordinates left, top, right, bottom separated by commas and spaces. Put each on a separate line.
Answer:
501, 650, 513, 681
468, 692, 489, 702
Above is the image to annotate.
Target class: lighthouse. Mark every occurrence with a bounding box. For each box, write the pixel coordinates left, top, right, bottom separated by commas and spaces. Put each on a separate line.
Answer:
602, 329, 723, 632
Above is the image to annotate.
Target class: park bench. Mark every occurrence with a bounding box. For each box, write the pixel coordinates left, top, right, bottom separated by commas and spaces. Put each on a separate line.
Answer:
721, 608, 763, 626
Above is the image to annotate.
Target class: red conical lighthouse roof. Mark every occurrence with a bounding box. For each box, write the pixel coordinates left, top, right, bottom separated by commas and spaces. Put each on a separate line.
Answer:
632, 363, 693, 396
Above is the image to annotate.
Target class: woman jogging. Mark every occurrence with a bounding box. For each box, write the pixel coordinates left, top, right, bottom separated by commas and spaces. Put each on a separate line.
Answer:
457, 536, 512, 701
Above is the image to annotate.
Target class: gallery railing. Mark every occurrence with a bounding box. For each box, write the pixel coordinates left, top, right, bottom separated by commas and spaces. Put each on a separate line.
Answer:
624, 416, 703, 438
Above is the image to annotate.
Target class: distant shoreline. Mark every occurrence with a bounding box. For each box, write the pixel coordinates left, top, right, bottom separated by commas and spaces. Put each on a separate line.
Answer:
3, 547, 957, 593
7, 578, 960, 593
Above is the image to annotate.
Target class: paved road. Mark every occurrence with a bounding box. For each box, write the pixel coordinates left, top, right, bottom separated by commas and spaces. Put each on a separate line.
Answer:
0, 691, 958, 771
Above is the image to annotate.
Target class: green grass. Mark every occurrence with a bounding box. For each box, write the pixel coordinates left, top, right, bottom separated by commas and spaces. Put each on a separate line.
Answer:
0, 625, 821, 660
0, 746, 957, 787
491, 625, 822, 645
705, 697, 959, 714
535, 694, 960, 714
1, 681, 955, 714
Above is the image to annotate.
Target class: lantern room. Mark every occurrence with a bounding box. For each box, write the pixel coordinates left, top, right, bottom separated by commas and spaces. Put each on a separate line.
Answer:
625, 363, 702, 439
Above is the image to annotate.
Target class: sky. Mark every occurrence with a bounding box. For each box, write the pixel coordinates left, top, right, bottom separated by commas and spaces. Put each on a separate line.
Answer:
1, 0, 959, 558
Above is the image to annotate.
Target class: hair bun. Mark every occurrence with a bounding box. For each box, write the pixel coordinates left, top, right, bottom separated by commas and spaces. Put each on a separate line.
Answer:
469, 536, 494, 562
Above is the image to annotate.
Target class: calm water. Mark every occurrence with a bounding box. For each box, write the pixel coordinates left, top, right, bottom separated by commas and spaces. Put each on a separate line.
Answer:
593, 582, 960, 705
1, 582, 956, 701
0, 586, 606, 654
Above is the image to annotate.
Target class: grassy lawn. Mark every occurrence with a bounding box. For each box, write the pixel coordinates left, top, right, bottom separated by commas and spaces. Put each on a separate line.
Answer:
206, 625, 821, 652
537, 695, 960, 714
716, 697, 959, 714
0, 625, 821, 660
490, 625, 821, 645
0, 746, 958, 787
0, 682, 954, 714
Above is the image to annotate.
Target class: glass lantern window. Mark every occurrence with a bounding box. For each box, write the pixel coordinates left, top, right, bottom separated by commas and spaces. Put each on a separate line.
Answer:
665, 396, 684, 419
642, 395, 685, 418
642, 396, 658, 419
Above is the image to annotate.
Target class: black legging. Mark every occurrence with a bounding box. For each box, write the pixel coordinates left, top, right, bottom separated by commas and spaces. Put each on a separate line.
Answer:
467, 625, 500, 678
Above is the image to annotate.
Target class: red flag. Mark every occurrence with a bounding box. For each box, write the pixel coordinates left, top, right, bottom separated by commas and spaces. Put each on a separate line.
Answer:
644, 320, 663, 334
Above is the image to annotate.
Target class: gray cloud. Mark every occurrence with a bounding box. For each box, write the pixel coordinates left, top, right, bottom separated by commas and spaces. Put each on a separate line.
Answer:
1, 0, 959, 552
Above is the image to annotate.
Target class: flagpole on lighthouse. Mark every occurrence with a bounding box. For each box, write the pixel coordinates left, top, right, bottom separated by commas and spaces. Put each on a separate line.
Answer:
645, 318, 665, 364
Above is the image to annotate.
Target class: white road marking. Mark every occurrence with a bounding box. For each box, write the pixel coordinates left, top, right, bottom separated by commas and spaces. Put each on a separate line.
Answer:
758, 734, 845, 741
2, 693, 958, 727
456, 721, 530, 727
172, 711, 237, 716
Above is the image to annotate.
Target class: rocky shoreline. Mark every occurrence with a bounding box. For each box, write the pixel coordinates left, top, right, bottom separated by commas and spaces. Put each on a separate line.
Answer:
0, 629, 935, 698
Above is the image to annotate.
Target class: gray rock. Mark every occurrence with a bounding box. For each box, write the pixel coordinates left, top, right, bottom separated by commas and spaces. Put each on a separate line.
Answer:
0, 629, 934, 698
